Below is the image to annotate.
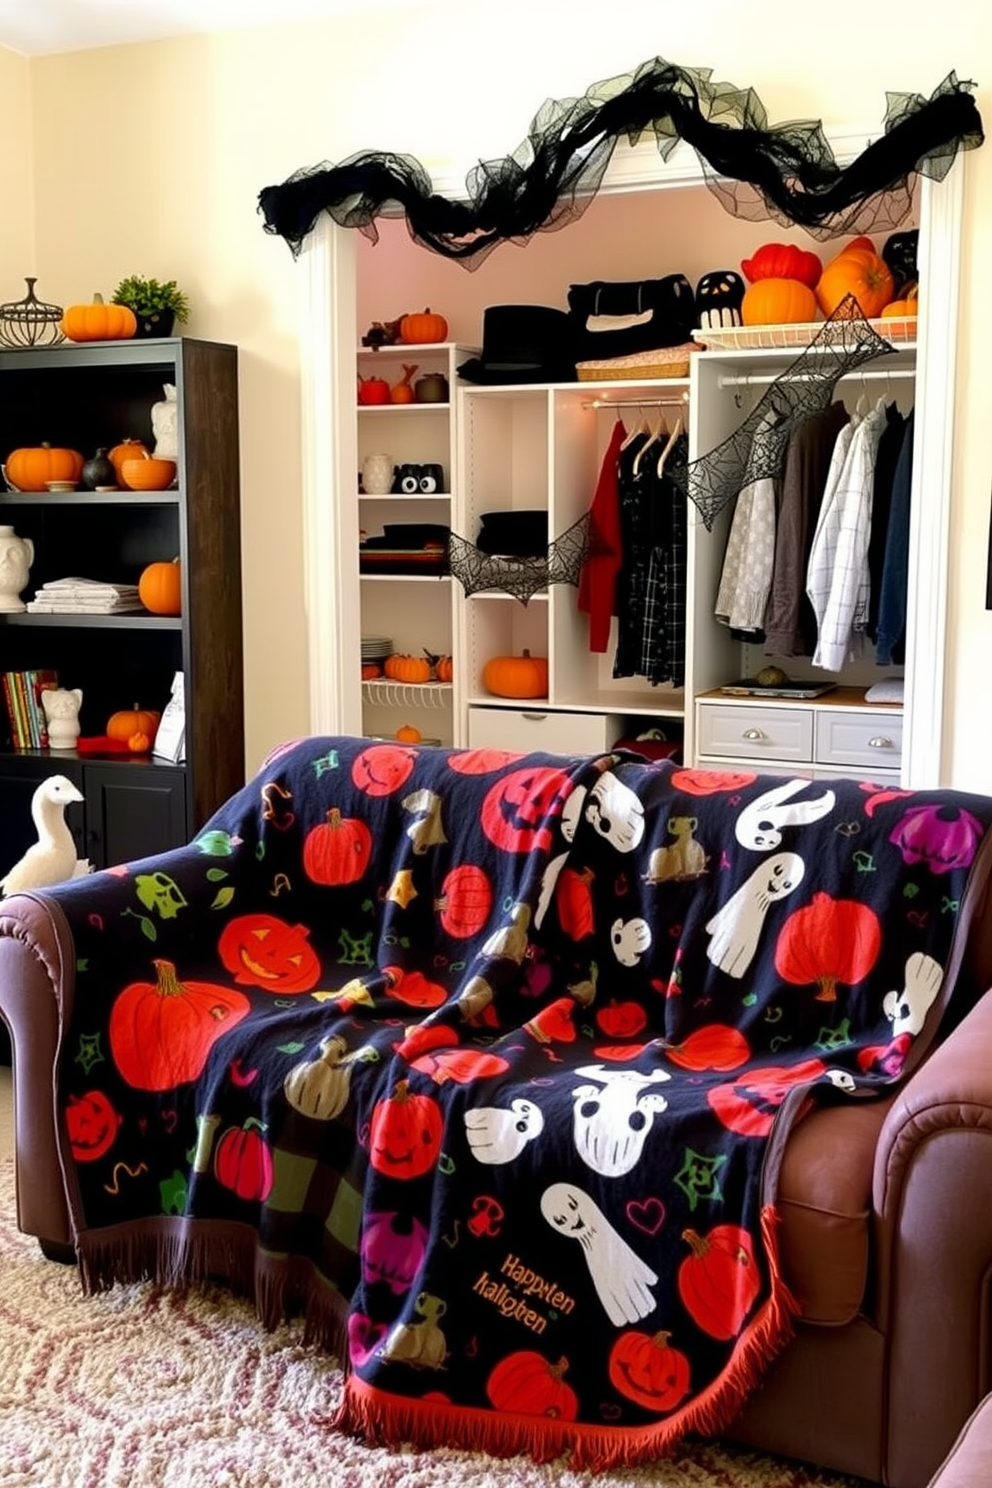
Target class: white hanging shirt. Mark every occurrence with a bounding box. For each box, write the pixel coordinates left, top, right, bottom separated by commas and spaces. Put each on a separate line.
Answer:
806, 397, 888, 672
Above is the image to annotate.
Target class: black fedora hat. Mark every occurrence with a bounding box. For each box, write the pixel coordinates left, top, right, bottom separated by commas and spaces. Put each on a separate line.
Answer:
457, 304, 576, 385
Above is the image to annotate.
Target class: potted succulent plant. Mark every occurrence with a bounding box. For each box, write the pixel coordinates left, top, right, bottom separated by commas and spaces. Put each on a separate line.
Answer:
111, 275, 191, 338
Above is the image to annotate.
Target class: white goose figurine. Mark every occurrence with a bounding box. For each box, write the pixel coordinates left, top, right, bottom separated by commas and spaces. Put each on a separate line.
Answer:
0, 774, 88, 896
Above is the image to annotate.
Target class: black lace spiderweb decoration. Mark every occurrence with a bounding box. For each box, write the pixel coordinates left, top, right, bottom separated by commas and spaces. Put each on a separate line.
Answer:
673, 299, 895, 531
448, 513, 593, 605
258, 60, 982, 264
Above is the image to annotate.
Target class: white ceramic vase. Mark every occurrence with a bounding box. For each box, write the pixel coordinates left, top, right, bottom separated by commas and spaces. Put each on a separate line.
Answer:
362, 453, 394, 496
0, 525, 34, 612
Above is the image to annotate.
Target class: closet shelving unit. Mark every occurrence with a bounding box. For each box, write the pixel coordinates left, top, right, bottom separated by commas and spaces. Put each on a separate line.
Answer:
356, 339, 475, 746
458, 376, 692, 756
690, 325, 917, 779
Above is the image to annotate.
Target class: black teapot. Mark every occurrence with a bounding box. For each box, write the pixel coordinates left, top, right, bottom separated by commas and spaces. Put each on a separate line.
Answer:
415, 372, 449, 404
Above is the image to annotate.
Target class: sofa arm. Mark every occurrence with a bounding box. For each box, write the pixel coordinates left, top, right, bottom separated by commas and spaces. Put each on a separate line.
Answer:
0, 891, 77, 1249
871, 988, 992, 1488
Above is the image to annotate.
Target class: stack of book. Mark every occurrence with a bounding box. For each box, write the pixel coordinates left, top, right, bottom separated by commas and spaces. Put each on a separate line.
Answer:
2, 669, 60, 749
26, 577, 144, 614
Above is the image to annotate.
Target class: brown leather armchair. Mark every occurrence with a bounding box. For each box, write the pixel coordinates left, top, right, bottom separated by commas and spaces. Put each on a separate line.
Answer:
3, 876, 992, 1488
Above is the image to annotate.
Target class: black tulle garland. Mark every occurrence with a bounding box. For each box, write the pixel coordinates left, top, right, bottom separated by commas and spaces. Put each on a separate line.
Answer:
257, 58, 983, 264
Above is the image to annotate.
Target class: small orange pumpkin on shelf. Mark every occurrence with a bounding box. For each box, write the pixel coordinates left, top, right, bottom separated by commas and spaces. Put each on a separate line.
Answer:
390, 364, 419, 403
481, 649, 549, 699
881, 285, 919, 319
108, 439, 150, 484
138, 558, 182, 616
396, 723, 423, 743
361, 662, 383, 681
107, 704, 161, 748
384, 653, 432, 683
399, 308, 448, 345
5, 443, 84, 492
61, 294, 137, 343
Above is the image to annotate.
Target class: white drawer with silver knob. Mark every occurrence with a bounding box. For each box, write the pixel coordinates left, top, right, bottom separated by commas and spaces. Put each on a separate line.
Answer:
815, 710, 903, 770
467, 707, 613, 755
696, 703, 813, 762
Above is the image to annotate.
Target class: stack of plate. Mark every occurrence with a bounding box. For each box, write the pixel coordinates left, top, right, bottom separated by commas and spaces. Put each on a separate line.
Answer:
361, 636, 393, 665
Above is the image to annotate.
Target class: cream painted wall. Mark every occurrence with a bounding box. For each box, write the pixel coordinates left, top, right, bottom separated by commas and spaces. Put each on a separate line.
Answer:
8, 0, 992, 784
0, 48, 37, 324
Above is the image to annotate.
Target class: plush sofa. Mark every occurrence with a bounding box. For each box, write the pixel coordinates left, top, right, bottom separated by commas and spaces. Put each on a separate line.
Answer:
2, 736, 992, 1488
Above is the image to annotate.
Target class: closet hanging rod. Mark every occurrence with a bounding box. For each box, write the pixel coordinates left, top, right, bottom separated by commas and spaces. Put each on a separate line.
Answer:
581, 393, 691, 409
718, 368, 916, 389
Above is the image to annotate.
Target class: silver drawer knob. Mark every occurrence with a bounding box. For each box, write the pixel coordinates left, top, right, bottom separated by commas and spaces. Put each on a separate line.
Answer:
522, 712, 548, 722
742, 728, 766, 741
868, 735, 893, 749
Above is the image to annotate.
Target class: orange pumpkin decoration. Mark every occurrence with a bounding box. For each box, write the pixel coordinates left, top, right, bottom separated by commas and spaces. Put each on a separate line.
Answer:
108, 439, 150, 483
138, 558, 182, 616
741, 278, 817, 326
436, 863, 493, 938
881, 285, 919, 319
390, 363, 419, 403
815, 242, 895, 319
608, 1330, 692, 1412
5, 443, 85, 492
303, 807, 373, 886
774, 891, 881, 1001
741, 243, 822, 288
368, 1079, 443, 1180
486, 1351, 579, 1421
481, 649, 548, 699
361, 662, 382, 680
107, 704, 161, 744
435, 655, 453, 683
396, 723, 423, 742
399, 308, 448, 345
61, 295, 137, 343
108, 958, 251, 1091
128, 731, 151, 753
678, 1224, 761, 1340
384, 653, 432, 683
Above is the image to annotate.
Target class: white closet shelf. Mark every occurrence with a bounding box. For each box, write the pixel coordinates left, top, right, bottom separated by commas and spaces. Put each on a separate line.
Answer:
362, 680, 452, 708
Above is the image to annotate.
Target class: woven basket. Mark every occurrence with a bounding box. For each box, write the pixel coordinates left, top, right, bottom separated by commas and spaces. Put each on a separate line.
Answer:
576, 340, 703, 382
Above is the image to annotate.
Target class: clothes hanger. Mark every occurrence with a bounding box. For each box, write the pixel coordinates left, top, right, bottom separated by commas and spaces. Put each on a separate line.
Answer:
620, 402, 651, 451
656, 415, 683, 477
633, 409, 668, 475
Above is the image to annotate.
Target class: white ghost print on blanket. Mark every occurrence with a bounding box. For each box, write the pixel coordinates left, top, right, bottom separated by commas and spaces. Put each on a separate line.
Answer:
585, 771, 645, 852
735, 779, 836, 852
705, 851, 805, 978
571, 1064, 671, 1177
463, 1098, 545, 1165
882, 951, 944, 1037
611, 916, 652, 966
541, 1181, 657, 1325
533, 785, 587, 931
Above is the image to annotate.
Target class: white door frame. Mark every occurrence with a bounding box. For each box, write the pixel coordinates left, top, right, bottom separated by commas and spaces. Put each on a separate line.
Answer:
297, 131, 964, 785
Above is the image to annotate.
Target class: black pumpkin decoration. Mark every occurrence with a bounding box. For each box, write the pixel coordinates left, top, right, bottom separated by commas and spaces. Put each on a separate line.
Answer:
881, 230, 919, 296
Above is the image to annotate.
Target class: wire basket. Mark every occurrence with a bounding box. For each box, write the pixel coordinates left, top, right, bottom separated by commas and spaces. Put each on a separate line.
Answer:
0, 278, 65, 349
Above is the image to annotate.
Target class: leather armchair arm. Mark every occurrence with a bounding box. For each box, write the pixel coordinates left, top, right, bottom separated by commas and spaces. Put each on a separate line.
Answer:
0, 891, 77, 1248
871, 988, 992, 1488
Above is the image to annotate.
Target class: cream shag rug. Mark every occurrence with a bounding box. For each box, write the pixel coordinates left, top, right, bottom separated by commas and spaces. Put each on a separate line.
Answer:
0, 1072, 863, 1488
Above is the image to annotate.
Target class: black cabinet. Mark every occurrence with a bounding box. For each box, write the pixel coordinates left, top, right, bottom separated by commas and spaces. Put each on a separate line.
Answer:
0, 337, 243, 884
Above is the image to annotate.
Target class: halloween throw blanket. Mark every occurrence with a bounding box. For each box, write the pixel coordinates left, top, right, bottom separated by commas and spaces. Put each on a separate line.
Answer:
50, 738, 992, 1468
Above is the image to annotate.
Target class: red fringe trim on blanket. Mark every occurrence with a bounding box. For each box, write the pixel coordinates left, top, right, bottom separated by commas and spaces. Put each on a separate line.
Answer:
74, 1218, 351, 1364
332, 1205, 799, 1470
